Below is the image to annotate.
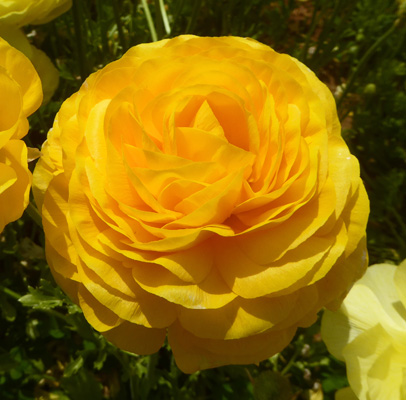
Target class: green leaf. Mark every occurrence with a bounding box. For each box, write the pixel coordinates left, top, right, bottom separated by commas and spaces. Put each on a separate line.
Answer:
0, 353, 19, 373
253, 371, 292, 400
61, 368, 103, 400
64, 355, 85, 378
0, 292, 17, 322
322, 374, 349, 393
93, 351, 107, 371
18, 287, 64, 310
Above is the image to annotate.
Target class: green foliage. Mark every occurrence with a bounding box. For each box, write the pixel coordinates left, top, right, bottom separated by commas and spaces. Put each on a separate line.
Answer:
1, 0, 405, 398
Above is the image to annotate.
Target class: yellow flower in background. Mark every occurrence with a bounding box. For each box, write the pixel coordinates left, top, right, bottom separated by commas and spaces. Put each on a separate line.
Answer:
33, 35, 369, 373
322, 260, 406, 400
0, 0, 72, 27
335, 387, 359, 400
0, 28, 59, 105
0, 0, 70, 104
0, 37, 42, 232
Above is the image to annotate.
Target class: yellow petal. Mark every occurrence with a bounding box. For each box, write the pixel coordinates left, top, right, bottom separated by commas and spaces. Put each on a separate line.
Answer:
132, 261, 236, 309
343, 324, 402, 400
78, 284, 123, 332
178, 285, 319, 340
29, 45, 59, 104
0, 36, 42, 119
0, 140, 31, 230
394, 260, 406, 310
103, 321, 166, 356
168, 320, 296, 373
335, 387, 359, 400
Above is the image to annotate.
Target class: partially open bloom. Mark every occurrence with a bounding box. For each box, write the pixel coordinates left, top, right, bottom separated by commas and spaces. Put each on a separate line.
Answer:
33, 35, 369, 373
0, 28, 59, 104
322, 260, 406, 400
0, 37, 42, 232
0, 0, 72, 27
0, 0, 66, 106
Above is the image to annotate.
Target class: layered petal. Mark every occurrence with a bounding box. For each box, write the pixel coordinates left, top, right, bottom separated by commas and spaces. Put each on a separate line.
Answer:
322, 261, 406, 400
33, 35, 369, 373
0, 37, 41, 232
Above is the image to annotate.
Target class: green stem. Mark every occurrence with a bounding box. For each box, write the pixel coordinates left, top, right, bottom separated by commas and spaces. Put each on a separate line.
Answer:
96, 0, 109, 58
311, 0, 341, 62
301, 0, 322, 62
386, 218, 406, 253
154, 0, 164, 39
280, 347, 301, 376
72, 0, 88, 81
185, 0, 202, 34
337, 21, 398, 114
0, 285, 21, 300
26, 202, 43, 229
112, 0, 127, 50
158, 0, 171, 35
392, 209, 406, 243
171, 0, 185, 33
141, 0, 158, 42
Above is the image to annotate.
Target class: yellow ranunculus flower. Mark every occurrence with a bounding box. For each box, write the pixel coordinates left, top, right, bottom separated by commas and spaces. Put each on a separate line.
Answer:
0, 37, 42, 232
0, 0, 67, 105
0, 28, 59, 104
33, 35, 369, 373
0, 0, 72, 27
322, 260, 406, 400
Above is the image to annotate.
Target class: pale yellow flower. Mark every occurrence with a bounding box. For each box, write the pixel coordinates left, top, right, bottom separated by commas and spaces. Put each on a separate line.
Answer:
33, 35, 369, 373
0, 37, 42, 232
322, 260, 406, 400
335, 387, 359, 400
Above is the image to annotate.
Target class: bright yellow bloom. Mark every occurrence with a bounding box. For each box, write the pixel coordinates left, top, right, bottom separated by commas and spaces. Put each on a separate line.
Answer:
0, 28, 59, 104
0, 37, 42, 232
0, 0, 72, 27
0, 0, 66, 105
33, 35, 369, 373
1, 28, 59, 104
322, 260, 406, 400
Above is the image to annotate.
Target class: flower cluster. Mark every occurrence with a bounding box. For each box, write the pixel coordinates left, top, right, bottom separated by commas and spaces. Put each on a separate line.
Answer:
33, 35, 369, 373
0, 37, 42, 232
322, 260, 406, 400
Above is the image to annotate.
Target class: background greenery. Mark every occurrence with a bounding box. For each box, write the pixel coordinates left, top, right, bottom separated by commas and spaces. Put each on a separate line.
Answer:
1, 0, 405, 398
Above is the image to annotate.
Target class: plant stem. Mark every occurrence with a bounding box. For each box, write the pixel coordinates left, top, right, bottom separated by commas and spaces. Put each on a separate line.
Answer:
386, 217, 406, 254
26, 202, 43, 228
112, 0, 127, 50
301, 0, 323, 62
72, 0, 88, 81
392, 209, 406, 244
141, 0, 158, 42
96, 0, 109, 59
171, 0, 185, 33
337, 21, 398, 114
281, 346, 301, 376
158, 0, 171, 36
0, 285, 21, 300
185, 0, 202, 34
311, 0, 341, 62
154, 0, 164, 39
